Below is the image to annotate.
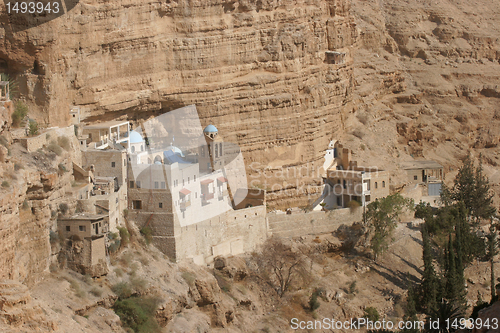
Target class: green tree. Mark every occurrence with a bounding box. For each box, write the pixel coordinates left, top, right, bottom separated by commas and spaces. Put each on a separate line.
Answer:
450, 156, 496, 223
444, 234, 467, 310
472, 159, 496, 222
486, 221, 498, 302
425, 300, 462, 333
420, 224, 439, 314
365, 194, 414, 260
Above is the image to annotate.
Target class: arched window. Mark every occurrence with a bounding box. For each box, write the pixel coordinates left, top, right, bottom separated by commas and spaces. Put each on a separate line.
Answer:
141, 145, 144, 151
131, 146, 135, 153
375, 182, 378, 189
215, 143, 218, 158
382, 181, 386, 188
219, 143, 222, 156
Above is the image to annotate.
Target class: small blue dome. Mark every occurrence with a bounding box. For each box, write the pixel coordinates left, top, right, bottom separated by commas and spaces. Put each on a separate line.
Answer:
166, 146, 184, 157
129, 130, 144, 144
203, 124, 218, 133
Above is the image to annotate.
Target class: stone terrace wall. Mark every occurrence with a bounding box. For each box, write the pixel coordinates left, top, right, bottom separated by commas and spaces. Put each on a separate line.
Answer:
268, 207, 362, 238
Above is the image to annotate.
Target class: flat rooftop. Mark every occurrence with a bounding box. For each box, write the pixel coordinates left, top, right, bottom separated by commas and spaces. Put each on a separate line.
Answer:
83, 120, 129, 129
401, 160, 443, 170
59, 214, 107, 222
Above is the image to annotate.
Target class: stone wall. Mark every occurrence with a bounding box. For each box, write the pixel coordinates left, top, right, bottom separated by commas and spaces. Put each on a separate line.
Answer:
19, 126, 76, 153
268, 207, 362, 238
82, 150, 127, 187
137, 205, 267, 264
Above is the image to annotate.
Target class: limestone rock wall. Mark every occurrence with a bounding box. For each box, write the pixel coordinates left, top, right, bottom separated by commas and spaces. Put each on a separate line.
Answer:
0, 0, 357, 208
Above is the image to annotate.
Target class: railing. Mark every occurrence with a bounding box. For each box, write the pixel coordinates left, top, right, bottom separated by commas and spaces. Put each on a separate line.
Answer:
180, 201, 191, 210
203, 193, 214, 200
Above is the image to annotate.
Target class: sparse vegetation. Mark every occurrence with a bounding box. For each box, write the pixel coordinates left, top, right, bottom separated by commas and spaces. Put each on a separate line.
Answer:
113, 296, 161, 333
349, 280, 357, 294
309, 288, 321, 311
1, 181, 10, 188
67, 277, 86, 298
47, 141, 63, 156
112, 281, 133, 299
253, 238, 309, 297
58, 163, 67, 173
90, 287, 103, 297
57, 136, 70, 150
181, 271, 196, 286
352, 128, 365, 139
0, 135, 8, 147
118, 227, 130, 247
140, 226, 153, 245
59, 203, 69, 215
14, 163, 23, 171
11, 101, 28, 127
28, 119, 39, 136
364, 306, 380, 322
49, 230, 59, 244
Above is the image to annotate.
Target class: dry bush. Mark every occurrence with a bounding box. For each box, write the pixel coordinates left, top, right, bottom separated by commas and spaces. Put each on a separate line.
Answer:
253, 238, 311, 297
47, 141, 62, 156
57, 136, 70, 151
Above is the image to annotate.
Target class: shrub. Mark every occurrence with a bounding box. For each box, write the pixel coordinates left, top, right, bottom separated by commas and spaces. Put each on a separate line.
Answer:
357, 112, 369, 125
14, 163, 23, 171
47, 142, 62, 156
114, 268, 124, 277
59, 203, 69, 215
118, 227, 130, 247
90, 287, 103, 297
67, 278, 86, 298
113, 297, 161, 333
123, 209, 129, 218
112, 281, 133, 299
57, 136, 70, 151
309, 289, 321, 311
349, 280, 357, 294
58, 163, 67, 173
109, 240, 121, 253
131, 277, 148, 293
109, 232, 118, 240
1, 181, 9, 188
0, 136, 8, 147
140, 227, 153, 245
28, 119, 39, 136
12, 101, 28, 127
364, 307, 380, 322
181, 272, 196, 286
49, 230, 59, 244
347, 200, 361, 213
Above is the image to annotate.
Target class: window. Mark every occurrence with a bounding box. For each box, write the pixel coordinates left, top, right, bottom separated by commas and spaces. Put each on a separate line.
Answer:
132, 200, 142, 210
201, 146, 205, 157
414, 175, 418, 180
161, 182, 166, 189
159, 202, 163, 209
136, 181, 141, 188
111, 161, 116, 168
129, 181, 134, 188
154, 181, 159, 189
188, 177, 190, 184
131, 146, 135, 153
116, 197, 118, 204
215, 143, 218, 158
219, 143, 222, 156
382, 181, 386, 188
194, 175, 196, 182
124, 159, 126, 166
195, 192, 197, 198
66, 226, 70, 232
183, 179, 185, 186
375, 182, 378, 189
79, 225, 86, 232
343, 180, 346, 189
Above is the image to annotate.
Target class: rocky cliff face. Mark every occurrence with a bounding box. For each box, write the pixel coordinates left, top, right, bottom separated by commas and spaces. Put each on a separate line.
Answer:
1, 0, 357, 208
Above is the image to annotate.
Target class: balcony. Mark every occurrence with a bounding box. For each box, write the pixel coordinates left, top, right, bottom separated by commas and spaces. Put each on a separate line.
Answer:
202, 192, 214, 205
180, 200, 191, 210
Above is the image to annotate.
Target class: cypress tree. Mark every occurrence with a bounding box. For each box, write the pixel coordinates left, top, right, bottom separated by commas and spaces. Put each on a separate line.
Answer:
487, 222, 498, 302
445, 233, 467, 310
473, 159, 496, 222
420, 224, 438, 314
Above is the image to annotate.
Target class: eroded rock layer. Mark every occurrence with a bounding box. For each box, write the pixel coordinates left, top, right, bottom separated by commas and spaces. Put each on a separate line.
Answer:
0, 0, 357, 208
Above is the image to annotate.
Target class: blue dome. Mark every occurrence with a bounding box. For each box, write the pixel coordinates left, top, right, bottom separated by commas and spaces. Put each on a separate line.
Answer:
129, 130, 144, 144
166, 146, 184, 157
203, 124, 218, 133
